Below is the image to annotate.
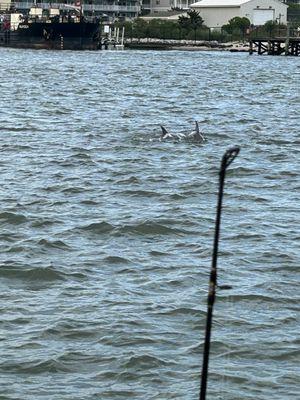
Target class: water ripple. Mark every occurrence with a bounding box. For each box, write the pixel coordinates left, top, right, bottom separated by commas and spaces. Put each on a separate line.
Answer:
0, 48, 299, 400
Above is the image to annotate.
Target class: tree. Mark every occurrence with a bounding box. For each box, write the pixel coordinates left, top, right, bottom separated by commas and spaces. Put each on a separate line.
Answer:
132, 18, 148, 38
264, 20, 278, 36
178, 10, 204, 41
179, 10, 204, 30
178, 14, 190, 30
222, 16, 250, 34
188, 10, 204, 30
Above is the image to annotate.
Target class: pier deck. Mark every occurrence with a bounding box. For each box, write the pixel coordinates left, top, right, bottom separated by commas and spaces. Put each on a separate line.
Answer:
249, 37, 300, 56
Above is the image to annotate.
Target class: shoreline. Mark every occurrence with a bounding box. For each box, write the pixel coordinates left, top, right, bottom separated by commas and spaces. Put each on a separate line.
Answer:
124, 38, 250, 52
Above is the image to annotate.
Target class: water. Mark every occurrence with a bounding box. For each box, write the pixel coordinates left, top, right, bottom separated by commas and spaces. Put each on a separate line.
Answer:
0, 48, 299, 400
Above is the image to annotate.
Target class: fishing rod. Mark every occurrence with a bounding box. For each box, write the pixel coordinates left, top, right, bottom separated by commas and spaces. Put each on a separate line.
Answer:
200, 146, 240, 400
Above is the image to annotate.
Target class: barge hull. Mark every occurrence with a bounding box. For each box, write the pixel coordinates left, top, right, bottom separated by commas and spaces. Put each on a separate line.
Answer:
0, 20, 101, 50
0, 32, 99, 50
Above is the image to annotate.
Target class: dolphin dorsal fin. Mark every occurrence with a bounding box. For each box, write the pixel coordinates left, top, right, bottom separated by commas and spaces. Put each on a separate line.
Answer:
160, 125, 169, 137
195, 121, 205, 142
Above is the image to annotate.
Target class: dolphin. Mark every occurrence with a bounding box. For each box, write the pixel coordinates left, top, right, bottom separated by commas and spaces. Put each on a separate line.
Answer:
160, 125, 173, 141
187, 121, 205, 142
160, 126, 185, 141
175, 131, 186, 140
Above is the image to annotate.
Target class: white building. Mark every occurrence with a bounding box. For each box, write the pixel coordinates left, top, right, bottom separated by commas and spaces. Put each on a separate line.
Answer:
142, 0, 171, 13
0, 1, 141, 19
170, 0, 195, 10
190, 0, 288, 28
0, 0, 9, 11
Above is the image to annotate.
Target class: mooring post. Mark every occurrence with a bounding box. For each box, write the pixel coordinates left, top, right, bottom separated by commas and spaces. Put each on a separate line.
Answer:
285, 23, 290, 56
258, 41, 262, 55
249, 40, 253, 55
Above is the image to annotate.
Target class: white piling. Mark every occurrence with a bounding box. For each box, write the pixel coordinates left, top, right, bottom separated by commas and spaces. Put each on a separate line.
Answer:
121, 27, 125, 46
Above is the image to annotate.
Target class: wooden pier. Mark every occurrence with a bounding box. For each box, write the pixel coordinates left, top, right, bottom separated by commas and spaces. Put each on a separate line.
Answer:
249, 37, 300, 56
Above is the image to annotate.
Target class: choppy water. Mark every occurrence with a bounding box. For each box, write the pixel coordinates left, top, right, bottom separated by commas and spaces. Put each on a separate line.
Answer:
0, 48, 299, 400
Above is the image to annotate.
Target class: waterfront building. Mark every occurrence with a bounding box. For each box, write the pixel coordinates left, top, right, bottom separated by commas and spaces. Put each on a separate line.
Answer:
1, 0, 293, 21
0, 0, 8, 10
141, 0, 297, 17
190, 0, 288, 28
141, 0, 194, 14
170, 0, 195, 10
141, 0, 206, 14
142, 0, 171, 14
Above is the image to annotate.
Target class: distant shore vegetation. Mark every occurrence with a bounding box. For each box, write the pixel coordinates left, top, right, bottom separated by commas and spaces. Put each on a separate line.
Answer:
115, 8, 300, 43
116, 19, 291, 43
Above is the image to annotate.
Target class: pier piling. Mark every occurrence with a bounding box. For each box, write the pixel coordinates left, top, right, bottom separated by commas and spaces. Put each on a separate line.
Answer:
249, 37, 300, 56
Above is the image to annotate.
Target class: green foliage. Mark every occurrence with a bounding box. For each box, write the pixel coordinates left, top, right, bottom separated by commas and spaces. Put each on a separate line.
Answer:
178, 15, 190, 30
178, 10, 204, 31
222, 16, 250, 34
286, 1, 300, 10
287, 2, 300, 23
249, 21, 287, 39
264, 20, 278, 34
116, 14, 251, 42
116, 18, 182, 40
132, 18, 148, 37
147, 19, 179, 39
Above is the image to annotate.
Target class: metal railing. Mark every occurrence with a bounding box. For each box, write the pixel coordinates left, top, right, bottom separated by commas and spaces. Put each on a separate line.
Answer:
84, 4, 140, 12
3, 2, 140, 13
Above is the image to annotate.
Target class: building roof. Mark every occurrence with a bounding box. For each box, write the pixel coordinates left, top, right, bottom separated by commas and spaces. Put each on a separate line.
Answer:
191, 0, 287, 7
141, 12, 187, 21
191, 0, 250, 7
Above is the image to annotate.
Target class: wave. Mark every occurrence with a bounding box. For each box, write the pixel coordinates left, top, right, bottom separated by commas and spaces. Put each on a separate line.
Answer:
118, 221, 190, 236
0, 212, 27, 224
124, 354, 174, 369
103, 256, 131, 264
78, 220, 193, 237
30, 218, 57, 227
81, 221, 115, 234
0, 264, 65, 282
116, 176, 140, 184
218, 293, 289, 303
38, 239, 71, 250
3, 358, 72, 374
80, 199, 99, 205
121, 189, 162, 198
149, 250, 170, 256
157, 307, 205, 318
62, 187, 88, 194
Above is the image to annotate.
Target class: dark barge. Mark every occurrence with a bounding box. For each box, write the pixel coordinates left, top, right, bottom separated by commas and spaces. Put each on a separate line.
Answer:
0, 7, 102, 50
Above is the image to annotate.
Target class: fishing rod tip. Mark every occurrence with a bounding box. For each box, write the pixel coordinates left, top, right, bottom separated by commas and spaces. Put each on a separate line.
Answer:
223, 146, 240, 169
